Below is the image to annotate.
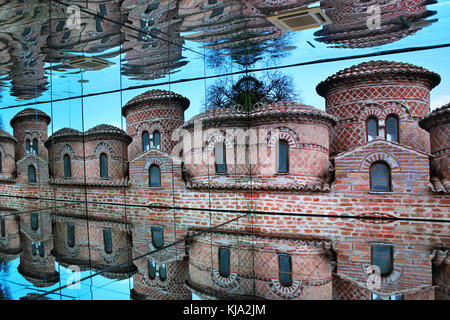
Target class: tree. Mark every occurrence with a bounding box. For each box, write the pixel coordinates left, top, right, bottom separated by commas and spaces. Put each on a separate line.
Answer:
205, 72, 299, 111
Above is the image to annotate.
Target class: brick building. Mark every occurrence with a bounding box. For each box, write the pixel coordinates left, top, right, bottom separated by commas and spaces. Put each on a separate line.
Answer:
0, 60, 448, 300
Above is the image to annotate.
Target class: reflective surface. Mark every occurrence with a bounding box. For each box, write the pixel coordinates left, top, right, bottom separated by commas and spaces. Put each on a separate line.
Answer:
0, 0, 448, 301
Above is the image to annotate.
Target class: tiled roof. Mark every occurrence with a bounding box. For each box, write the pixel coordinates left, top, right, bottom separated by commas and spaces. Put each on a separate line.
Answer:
49, 177, 130, 188
0, 129, 16, 143
122, 89, 190, 116
419, 102, 450, 130
46, 125, 131, 146
183, 101, 336, 128
10, 108, 51, 127
429, 177, 450, 194
316, 60, 441, 96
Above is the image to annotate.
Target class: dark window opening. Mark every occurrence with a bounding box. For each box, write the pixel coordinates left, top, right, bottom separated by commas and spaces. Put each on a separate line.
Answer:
142, 131, 150, 151
385, 115, 399, 143
0, 216, 5, 238
26, 140, 31, 154
149, 165, 161, 187
30, 211, 38, 231
100, 153, 108, 178
103, 228, 112, 254
218, 247, 230, 278
148, 260, 156, 280
279, 255, 293, 287
32, 139, 38, 155
371, 244, 394, 277
370, 161, 391, 192
151, 226, 164, 249
67, 223, 75, 248
278, 140, 289, 173
215, 142, 226, 173
28, 165, 36, 183
159, 263, 167, 281
152, 131, 161, 149
367, 117, 379, 142
64, 154, 71, 178
38, 241, 44, 257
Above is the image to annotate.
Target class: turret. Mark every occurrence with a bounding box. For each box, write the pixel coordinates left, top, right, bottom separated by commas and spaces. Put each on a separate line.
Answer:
122, 89, 189, 160
316, 60, 440, 156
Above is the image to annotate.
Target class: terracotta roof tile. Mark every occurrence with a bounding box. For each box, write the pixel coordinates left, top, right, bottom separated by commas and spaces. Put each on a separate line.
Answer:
316, 60, 441, 96
419, 102, 450, 130
428, 177, 450, 194
10, 108, 51, 127
0, 129, 16, 143
122, 89, 190, 116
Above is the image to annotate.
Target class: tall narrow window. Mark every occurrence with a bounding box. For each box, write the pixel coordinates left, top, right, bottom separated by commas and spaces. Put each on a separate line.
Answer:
38, 241, 44, 257
278, 140, 289, 173
385, 115, 399, 143
370, 161, 391, 192
149, 165, 161, 187
279, 255, 293, 287
159, 263, 167, 281
367, 117, 379, 142
148, 260, 156, 279
151, 226, 164, 249
0, 153, 2, 173
32, 139, 38, 155
31, 242, 37, 256
28, 165, 36, 183
26, 140, 31, 154
1, 216, 5, 238
64, 154, 71, 178
142, 131, 150, 151
30, 212, 38, 231
100, 153, 108, 178
218, 247, 230, 278
152, 131, 161, 149
67, 223, 75, 248
215, 142, 226, 173
371, 244, 394, 277
103, 228, 112, 254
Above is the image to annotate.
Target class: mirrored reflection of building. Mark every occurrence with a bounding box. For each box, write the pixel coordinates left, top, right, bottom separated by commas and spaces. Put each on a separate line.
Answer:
52, 213, 136, 278
186, 229, 334, 300
0, 208, 21, 258
18, 209, 60, 288
315, 0, 437, 48
130, 216, 191, 300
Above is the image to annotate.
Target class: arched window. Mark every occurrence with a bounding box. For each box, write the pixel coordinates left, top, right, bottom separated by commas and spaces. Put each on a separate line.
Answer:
218, 247, 230, 278
148, 260, 156, 280
385, 115, 399, 143
370, 161, 391, 192
149, 165, 161, 187
63, 154, 71, 178
103, 228, 112, 254
26, 140, 31, 154
31, 212, 38, 231
151, 226, 164, 249
1, 216, 5, 238
142, 131, 150, 152
371, 244, 394, 277
67, 223, 75, 248
152, 130, 161, 149
279, 255, 293, 287
215, 142, 226, 173
278, 140, 289, 173
32, 138, 38, 155
100, 153, 108, 178
159, 263, 167, 281
0, 153, 2, 173
366, 117, 379, 142
28, 165, 36, 183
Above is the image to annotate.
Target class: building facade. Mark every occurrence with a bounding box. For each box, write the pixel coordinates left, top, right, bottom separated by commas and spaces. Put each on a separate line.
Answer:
0, 60, 448, 300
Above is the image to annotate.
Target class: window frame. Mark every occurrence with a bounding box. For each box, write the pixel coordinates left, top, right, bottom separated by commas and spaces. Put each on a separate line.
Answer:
385, 114, 400, 143
149, 164, 161, 187
103, 228, 112, 254
278, 139, 289, 173
278, 254, 293, 287
152, 130, 161, 150
218, 247, 231, 278
366, 117, 379, 142
67, 223, 75, 248
142, 131, 150, 152
371, 244, 394, 277
214, 141, 227, 174
63, 154, 72, 178
369, 161, 392, 192
99, 153, 108, 179
28, 165, 36, 184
